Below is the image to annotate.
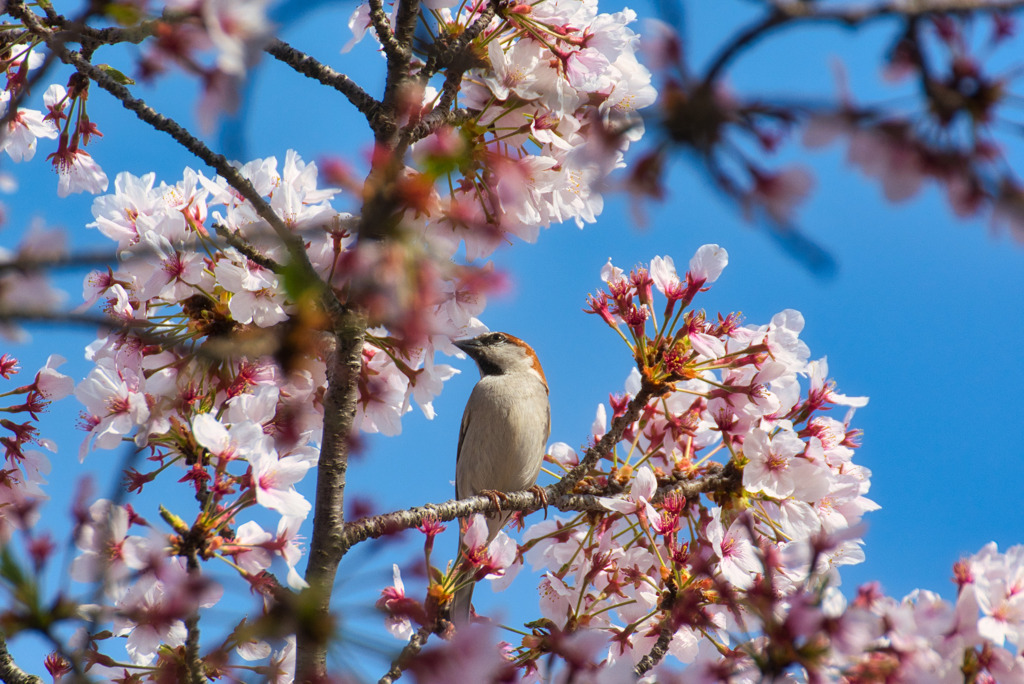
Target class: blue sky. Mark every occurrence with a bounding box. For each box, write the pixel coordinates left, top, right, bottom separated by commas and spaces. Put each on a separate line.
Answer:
3, 0, 1024, 677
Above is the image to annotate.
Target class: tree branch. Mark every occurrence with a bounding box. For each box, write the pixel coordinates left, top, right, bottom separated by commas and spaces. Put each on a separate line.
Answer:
401, 2, 495, 145
633, 618, 674, 677
264, 38, 382, 128
701, 0, 1024, 85
419, 1, 495, 78
377, 624, 432, 684
402, 107, 473, 145
295, 310, 367, 683
400, 69, 465, 146
339, 458, 740, 551
368, 0, 403, 62
378, 0, 421, 143
549, 379, 661, 499
0, 636, 42, 684
183, 552, 208, 684
213, 222, 283, 273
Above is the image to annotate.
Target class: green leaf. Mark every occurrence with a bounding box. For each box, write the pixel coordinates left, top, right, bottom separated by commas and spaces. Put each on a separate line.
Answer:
96, 64, 136, 86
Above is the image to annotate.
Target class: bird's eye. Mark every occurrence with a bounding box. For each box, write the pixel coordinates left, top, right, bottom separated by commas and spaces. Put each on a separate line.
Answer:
485, 332, 506, 345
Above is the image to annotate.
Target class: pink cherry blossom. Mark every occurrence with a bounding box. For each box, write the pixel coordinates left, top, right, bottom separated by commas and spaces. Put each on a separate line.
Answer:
74, 358, 150, 459
706, 509, 760, 589
248, 445, 315, 519
32, 354, 74, 400
742, 428, 829, 501
50, 142, 108, 197
377, 564, 415, 639
688, 243, 729, 284
70, 499, 150, 585
0, 91, 57, 162
598, 464, 656, 515
462, 514, 517, 579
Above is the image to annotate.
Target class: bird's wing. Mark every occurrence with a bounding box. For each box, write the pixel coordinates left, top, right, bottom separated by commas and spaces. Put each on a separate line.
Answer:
543, 396, 551, 445
455, 403, 471, 500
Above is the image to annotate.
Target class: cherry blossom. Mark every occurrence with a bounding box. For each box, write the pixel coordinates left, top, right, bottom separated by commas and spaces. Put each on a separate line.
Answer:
377, 564, 416, 639
74, 358, 151, 459
248, 444, 316, 519
0, 90, 57, 162
70, 499, 150, 585
113, 556, 224, 665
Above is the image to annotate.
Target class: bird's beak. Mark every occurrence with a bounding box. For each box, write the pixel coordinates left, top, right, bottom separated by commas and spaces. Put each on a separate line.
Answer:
454, 338, 479, 356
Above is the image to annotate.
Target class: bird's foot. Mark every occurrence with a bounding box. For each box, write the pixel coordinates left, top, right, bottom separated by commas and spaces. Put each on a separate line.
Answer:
529, 484, 549, 519
478, 489, 509, 514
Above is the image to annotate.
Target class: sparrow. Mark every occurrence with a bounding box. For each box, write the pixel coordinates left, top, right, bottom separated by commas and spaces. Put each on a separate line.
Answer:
450, 332, 550, 624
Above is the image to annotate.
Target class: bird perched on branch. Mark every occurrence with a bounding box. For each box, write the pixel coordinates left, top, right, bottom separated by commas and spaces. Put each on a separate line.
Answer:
450, 332, 550, 625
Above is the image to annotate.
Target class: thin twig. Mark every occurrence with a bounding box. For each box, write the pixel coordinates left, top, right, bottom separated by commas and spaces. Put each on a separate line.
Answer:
264, 38, 382, 125
633, 618, 675, 677
702, 0, 1024, 85
399, 68, 463, 147
550, 379, 661, 499
295, 310, 367, 682
377, 624, 432, 684
213, 222, 282, 272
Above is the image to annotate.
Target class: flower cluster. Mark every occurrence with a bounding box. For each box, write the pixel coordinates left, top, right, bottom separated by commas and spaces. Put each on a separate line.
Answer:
68, 147, 500, 674
379, 248, 1023, 680
800, 12, 1021, 233
380, 246, 877, 678
0, 352, 72, 542
348, 0, 656, 259
0, 43, 108, 198
0, 0, 276, 201
507, 247, 874, 669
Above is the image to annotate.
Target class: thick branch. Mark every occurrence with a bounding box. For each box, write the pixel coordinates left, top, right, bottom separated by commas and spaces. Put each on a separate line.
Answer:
368, 0, 403, 61
0, 637, 41, 684
402, 107, 472, 145
340, 460, 740, 550
295, 311, 367, 683
392, 0, 422, 62
378, 0, 421, 143
183, 553, 208, 684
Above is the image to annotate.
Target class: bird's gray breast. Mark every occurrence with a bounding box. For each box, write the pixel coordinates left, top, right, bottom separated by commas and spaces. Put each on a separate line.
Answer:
456, 373, 550, 499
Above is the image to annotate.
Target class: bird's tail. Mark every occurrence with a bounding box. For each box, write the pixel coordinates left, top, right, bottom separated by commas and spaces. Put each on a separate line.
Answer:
450, 581, 474, 625
451, 525, 477, 625
450, 513, 506, 625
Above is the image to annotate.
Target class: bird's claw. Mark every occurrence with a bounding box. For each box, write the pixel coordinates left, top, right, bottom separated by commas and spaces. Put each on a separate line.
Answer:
529, 484, 549, 519
478, 489, 509, 514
